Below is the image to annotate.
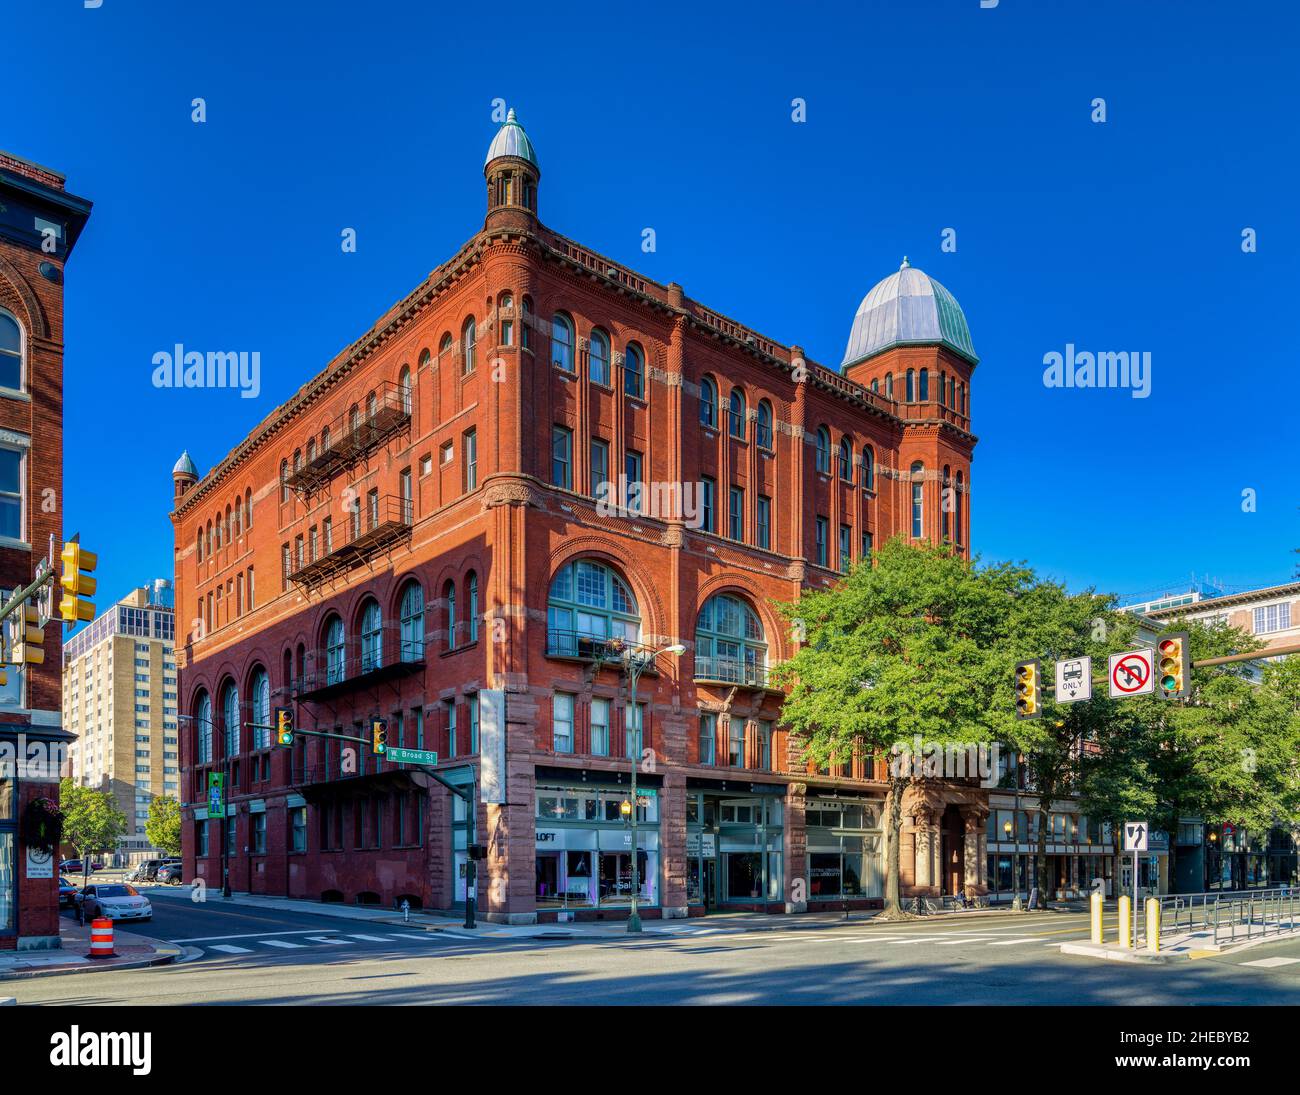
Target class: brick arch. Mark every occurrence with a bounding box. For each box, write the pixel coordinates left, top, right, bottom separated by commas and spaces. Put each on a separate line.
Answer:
237, 648, 276, 698
0, 258, 48, 340
545, 537, 667, 640
693, 573, 788, 662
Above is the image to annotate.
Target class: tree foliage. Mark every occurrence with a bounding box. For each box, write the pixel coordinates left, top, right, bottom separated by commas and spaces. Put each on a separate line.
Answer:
58, 778, 127, 885
145, 795, 183, 857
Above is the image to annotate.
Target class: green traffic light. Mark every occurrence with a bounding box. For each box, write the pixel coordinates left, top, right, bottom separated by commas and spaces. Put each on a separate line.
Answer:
1161, 675, 1177, 691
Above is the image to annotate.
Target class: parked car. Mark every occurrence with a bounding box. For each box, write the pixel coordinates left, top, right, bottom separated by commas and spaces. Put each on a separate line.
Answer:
60, 859, 84, 875
58, 876, 78, 907
155, 863, 184, 885
75, 883, 152, 923
129, 859, 172, 883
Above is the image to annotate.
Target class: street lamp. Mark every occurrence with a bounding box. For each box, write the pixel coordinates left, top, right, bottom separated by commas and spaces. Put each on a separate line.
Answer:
616, 640, 685, 933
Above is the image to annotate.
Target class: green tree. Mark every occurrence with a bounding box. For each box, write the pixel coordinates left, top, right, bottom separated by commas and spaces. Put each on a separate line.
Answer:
774, 539, 1026, 918
59, 778, 127, 887
145, 795, 182, 857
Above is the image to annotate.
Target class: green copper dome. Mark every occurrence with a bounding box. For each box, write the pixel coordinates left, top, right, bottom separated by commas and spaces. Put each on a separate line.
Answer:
842, 258, 977, 368
484, 108, 539, 170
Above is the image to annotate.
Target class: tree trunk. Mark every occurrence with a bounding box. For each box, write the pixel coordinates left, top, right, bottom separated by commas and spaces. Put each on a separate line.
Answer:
883, 775, 906, 918
1036, 801, 1050, 904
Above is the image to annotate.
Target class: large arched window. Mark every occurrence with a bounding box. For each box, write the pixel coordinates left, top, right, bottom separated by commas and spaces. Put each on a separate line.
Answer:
445, 580, 458, 649
399, 366, 412, 415
359, 599, 382, 672
250, 667, 270, 749
728, 389, 747, 440
466, 571, 479, 643
399, 581, 424, 661
221, 680, 240, 756
366, 392, 377, 423
0, 309, 23, 392
551, 313, 574, 371
955, 471, 965, 547
245, 488, 252, 529
814, 426, 831, 474
547, 559, 640, 656
438, 333, 453, 366
699, 376, 718, 428
695, 594, 767, 686
862, 445, 875, 491
756, 400, 773, 450
324, 615, 345, 685
498, 293, 514, 346
838, 438, 853, 483
910, 462, 925, 539
462, 316, 476, 374
589, 329, 611, 385
348, 404, 360, 435
905, 369, 915, 402
884, 372, 894, 400
624, 342, 644, 398
195, 690, 213, 764
196, 527, 203, 563
280, 460, 289, 503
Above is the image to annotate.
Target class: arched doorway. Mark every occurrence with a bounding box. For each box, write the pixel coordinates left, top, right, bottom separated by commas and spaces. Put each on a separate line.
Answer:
940, 805, 965, 896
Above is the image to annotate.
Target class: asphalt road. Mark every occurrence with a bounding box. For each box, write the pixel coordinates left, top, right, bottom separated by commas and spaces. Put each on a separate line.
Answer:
10, 895, 1300, 1005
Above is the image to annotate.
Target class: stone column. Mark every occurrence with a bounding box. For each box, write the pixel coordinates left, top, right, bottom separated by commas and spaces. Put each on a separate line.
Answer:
962, 805, 989, 895
913, 809, 936, 892
660, 762, 688, 917
785, 782, 808, 913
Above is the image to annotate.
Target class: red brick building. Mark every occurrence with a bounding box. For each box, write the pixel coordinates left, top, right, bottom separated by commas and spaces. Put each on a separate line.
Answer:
0, 150, 91, 948
173, 112, 983, 921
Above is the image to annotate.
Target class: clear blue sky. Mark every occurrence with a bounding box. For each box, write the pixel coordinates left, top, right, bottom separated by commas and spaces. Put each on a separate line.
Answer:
7, 0, 1297, 625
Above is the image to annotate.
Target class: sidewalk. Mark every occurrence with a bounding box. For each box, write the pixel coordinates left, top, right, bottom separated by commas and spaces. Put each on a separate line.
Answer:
0, 919, 183, 980
145, 884, 1055, 939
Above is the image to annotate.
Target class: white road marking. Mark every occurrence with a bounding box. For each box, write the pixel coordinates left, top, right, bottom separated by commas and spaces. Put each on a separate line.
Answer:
172, 929, 341, 943
346, 934, 396, 943
987, 938, 1041, 946
259, 939, 306, 949
1241, 957, 1300, 969
935, 938, 999, 945
208, 944, 253, 954
389, 933, 440, 941
303, 936, 350, 945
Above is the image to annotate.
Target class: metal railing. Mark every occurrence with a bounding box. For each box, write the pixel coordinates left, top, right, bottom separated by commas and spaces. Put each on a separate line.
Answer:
1145, 886, 1299, 946
693, 655, 770, 688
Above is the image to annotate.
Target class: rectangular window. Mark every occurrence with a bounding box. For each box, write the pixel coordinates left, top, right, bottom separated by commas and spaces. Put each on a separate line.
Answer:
469, 693, 479, 753
839, 524, 852, 572
281, 544, 290, 590
290, 807, 306, 852
701, 477, 716, 533
625, 450, 644, 514
861, 529, 873, 559
0, 447, 23, 540
590, 438, 609, 499
728, 486, 744, 541
400, 467, 413, 520
446, 700, 457, 759
196, 822, 209, 858
247, 566, 254, 610
625, 702, 645, 760
462, 430, 477, 492
322, 517, 332, 554
815, 516, 829, 567
756, 495, 771, 550
728, 719, 745, 767
755, 721, 773, 771
698, 714, 716, 766
553, 693, 574, 753
590, 697, 610, 756
551, 427, 572, 489
252, 812, 267, 855
1254, 603, 1292, 634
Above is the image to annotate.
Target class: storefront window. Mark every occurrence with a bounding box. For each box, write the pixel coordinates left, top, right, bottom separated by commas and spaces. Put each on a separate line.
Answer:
804, 798, 883, 900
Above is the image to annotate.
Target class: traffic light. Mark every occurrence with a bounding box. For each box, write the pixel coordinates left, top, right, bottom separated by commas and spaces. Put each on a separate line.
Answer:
274, 706, 294, 746
1156, 631, 1190, 699
1014, 659, 1042, 719
59, 541, 98, 624
371, 717, 387, 755
10, 604, 45, 665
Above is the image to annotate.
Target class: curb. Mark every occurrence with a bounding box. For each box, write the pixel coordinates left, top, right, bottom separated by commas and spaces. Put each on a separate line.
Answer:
0, 945, 182, 982
1059, 941, 1184, 964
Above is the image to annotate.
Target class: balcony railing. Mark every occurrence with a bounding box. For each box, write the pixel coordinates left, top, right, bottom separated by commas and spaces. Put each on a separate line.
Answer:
897, 398, 970, 430
288, 495, 412, 591
292, 627, 425, 702
693, 655, 771, 689
284, 382, 412, 496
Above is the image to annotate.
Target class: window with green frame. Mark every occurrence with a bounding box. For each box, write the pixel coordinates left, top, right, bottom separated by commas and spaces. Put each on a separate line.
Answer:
547, 559, 640, 657
695, 594, 766, 686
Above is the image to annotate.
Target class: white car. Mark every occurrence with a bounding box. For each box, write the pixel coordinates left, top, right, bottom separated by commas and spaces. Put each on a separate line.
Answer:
76, 883, 153, 922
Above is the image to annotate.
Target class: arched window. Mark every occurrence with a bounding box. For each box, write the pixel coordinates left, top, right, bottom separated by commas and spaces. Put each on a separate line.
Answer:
728, 389, 747, 440
699, 376, 718, 428
306, 439, 316, 467
838, 438, 853, 483
444, 580, 458, 649
0, 309, 23, 392
955, 471, 965, 547
280, 459, 289, 502
438, 333, 453, 365
324, 615, 345, 685
221, 680, 240, 757
399, 366, 412, 415
756, 400, 773, 449
195, 690, 213, 764
418, 348, 431, 375
959, 382, 967, 416
466, 571, 479, 643
939, 371, 947, 406
871, 379, 879, 394
461, 316, 476, 374
551, 313, 574, 371
948, 376, 956, 408
624, 342, 644, 398
919, 368, 929, 401
250, 667, 270, 749
906, 369, 915, 402
862, 445, 875, 491
589, 329, 611, 385
206, 521, 213, 556
498, 293, 514, 347
214, 513, 223, 550
695, 594, 767, 686
942, 465, 952, 541
196, 527, 203, 563
547, 559, 640, 656
348, 405, 360, 435
910, 462, 925, 539
885, 372, 894, 400
360, 599, 382, 672
365, 392, 377, 423
814, 426, 831, 474
245, 488, 252, 529
399, 581, 424, 661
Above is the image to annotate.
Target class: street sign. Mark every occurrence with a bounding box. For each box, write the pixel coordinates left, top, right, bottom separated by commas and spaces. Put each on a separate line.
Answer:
1054, 656, 1092, 702
386, 746, 439, 765
207, 772, 225, 819
1123, 821, 1149, 852
1108, 648, 1155, 698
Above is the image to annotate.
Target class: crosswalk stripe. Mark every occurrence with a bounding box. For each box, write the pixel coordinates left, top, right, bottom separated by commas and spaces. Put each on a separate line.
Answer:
389, 933, 438, 941
346, 934, 395, 943
935, 938, 999, 945
259, 939, 305, 949
987, 938, 1039, 946
1241, 957, 1300, 969
209, 944, 253, 954
303, 936, 350, 945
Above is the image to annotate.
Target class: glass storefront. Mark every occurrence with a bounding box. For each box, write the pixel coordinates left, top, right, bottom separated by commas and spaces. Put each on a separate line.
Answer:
805, 798, 884, 900
686, 790, 783, 907
0, 774, 13, 933
534, 785, 659, 910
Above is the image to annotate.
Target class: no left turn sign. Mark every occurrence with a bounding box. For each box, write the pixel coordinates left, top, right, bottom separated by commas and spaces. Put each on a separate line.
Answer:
1108, 649, 1155, 698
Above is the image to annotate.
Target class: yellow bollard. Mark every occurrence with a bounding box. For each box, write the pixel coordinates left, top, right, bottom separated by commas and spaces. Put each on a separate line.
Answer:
1118, 895, 1132, 948
1146, 897, 1160, 953
1090, 891, 1105, 944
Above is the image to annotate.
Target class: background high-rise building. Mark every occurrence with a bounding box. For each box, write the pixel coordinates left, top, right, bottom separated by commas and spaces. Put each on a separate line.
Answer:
62, 580, 178, 865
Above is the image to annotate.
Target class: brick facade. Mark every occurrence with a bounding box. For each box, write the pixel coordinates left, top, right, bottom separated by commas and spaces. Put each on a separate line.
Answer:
173, 116, 984, 921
